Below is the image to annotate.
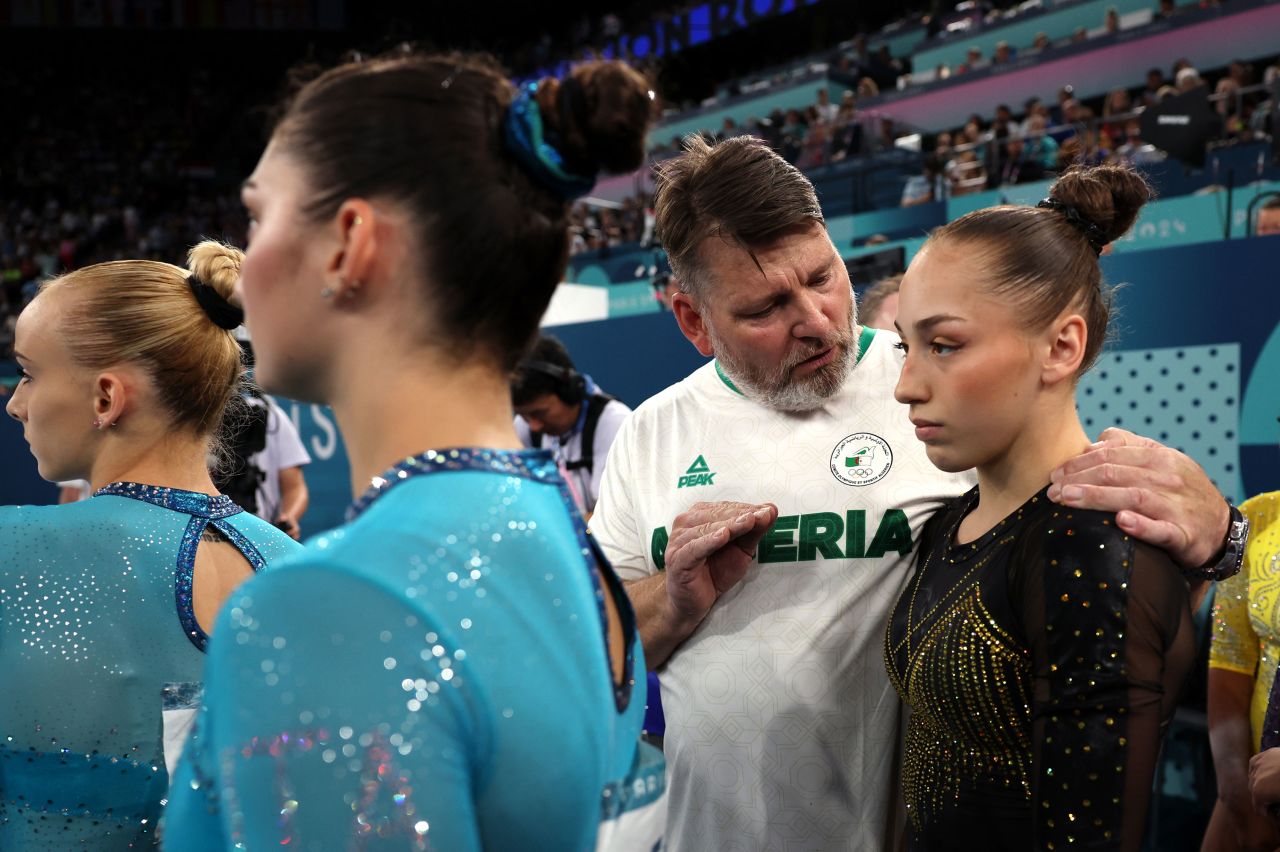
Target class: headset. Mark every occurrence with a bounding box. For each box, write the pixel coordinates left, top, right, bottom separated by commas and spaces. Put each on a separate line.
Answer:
519, 359, 588, 405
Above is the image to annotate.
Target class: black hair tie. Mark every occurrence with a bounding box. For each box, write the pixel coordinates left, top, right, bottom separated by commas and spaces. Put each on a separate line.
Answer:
1036, 197, 1108, 256
187, 274, 244, 330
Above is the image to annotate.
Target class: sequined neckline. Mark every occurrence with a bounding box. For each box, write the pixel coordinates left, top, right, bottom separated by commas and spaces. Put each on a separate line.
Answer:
95, 481, 265, 652
347, 447, 558, 521
945, 484, 1052, 560
94, 482, 241, 520
346, 446, 637, 712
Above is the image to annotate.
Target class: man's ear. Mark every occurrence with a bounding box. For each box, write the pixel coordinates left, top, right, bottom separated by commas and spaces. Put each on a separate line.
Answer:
671, 290, 715, 357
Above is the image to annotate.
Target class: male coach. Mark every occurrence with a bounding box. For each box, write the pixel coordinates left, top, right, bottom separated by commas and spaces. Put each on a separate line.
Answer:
589, 136, 1238, 851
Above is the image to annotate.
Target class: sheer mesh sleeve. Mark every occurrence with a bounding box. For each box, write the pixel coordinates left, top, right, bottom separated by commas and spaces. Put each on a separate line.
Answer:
165, 560, 488, 851
1017, 512, 1194, 852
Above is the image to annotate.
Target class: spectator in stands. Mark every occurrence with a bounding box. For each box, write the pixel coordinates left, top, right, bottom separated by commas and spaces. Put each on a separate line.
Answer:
949, 150, 987, 196
934, 130, 954, 168
719, 117, 739, 140
858, 274, 900, 331
1051, 98, 1085, 146
796, 119, 831, 171
1257, 197, 1280, 236
857, 76, 880, 99
780, 109, 807, 163
1215, 78, 1247, 139
1252, 65, 1280, 135
829, 103, 864, 163
1144, 68, 1167, 105
1177, 66, 1205, 93
901, 155, 948, 206
1105, 6, 1121, 33
871, 44, 902, 89
993, 41, 1014, 64
964, 46, 984, 72
1102, 87, 1134, 142
1111, 120, 1165, 166
1022, 114, 1061, 174
1157, 0, 1178, 17
1002, 136, 1041, 185
1068, 123, 1110, 167
1230, 59, 1256, 88
512, 335, 632, 518
815, 88, 838, 123
1050, 86, 1075, 126
1031, 32, 1051, 52
1071, 26, 1088, 43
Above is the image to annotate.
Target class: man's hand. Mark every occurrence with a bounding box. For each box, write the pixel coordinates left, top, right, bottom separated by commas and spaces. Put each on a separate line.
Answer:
1047, 427, 1229, 568
274, 514, 302, 541
663, 501, 779, 632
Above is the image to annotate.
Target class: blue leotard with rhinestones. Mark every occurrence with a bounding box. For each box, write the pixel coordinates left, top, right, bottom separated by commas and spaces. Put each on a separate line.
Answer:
164, 448, 662, 851
0, 485, 300, 851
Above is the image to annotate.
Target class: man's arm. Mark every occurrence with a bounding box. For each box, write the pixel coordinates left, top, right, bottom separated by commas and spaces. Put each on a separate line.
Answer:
1048, 427, 1230, 569
274, 466, 309, 541
625, 502, 777, 669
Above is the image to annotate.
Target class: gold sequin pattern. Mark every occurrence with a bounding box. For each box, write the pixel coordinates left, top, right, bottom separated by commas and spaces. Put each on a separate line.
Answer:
894, 584, 1033, 831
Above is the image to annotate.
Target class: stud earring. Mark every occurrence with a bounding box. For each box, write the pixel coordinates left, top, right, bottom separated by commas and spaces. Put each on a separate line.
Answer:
92, 418, 102, 429
320, 286, 335, 299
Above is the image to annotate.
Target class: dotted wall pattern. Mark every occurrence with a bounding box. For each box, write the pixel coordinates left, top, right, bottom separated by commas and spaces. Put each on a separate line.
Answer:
1077, 343, 1242, 503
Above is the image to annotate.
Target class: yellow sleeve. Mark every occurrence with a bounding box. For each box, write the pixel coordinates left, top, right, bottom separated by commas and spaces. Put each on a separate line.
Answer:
1209, 494, 1279, 675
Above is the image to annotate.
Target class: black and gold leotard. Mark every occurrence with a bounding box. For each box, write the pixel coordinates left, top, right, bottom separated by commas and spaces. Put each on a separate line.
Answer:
885, 485, 1194, 851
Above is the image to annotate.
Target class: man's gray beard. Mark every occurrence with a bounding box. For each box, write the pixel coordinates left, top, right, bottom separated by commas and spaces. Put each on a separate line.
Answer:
709, 305, 858, 413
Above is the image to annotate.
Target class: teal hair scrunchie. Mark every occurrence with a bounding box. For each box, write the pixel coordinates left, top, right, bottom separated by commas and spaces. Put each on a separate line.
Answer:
503, 81, 599, 201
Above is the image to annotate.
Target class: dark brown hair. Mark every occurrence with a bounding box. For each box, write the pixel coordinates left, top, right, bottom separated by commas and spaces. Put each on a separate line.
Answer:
929, 163, 1153, 373
272, 52, 652, 369
654, 135, 824, 298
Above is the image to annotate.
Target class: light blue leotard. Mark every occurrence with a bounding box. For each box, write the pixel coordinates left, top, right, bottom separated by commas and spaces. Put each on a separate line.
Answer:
0, 484, 301, 850
165, 449, 663, 851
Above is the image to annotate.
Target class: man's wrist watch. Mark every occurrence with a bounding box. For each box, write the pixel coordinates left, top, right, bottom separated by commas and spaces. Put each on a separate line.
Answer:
1189, 502, 1249, 582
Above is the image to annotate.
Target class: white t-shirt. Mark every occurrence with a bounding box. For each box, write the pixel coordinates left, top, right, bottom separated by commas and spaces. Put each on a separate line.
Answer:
515, 395, 631, 514
589, 329, 973, 852
56, 480, 92, 502
249, 399, 311, 523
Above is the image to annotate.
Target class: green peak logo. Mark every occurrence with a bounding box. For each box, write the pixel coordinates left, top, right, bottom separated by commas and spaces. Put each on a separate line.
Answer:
678, 455, 716, 488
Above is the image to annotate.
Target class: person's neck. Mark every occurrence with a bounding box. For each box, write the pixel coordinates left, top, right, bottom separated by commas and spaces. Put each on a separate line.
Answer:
89, 431, 218, 495
329, 348, 522, 499
962, 397, 1091, 543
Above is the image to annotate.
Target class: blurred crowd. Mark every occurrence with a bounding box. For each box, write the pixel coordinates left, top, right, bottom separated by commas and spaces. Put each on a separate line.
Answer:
901, 55, 1279, 204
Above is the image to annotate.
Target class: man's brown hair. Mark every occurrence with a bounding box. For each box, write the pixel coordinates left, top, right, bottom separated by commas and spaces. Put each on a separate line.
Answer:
654, 135, 824, 298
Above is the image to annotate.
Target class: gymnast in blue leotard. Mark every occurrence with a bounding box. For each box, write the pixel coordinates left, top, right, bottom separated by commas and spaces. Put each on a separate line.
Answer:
163, 53, 665, 850
1, 242, 300, 850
